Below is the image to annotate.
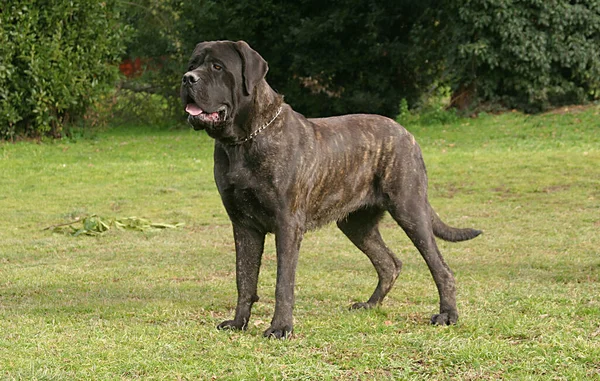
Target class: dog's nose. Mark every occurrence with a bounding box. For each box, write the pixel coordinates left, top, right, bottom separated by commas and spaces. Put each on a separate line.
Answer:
182, 71, 200, 86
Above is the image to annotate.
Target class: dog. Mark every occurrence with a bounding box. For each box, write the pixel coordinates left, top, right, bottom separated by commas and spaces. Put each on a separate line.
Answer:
180, 40, 481, 338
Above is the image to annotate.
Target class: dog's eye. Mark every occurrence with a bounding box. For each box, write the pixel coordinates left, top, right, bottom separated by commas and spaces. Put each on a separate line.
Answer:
213, 63, 223, 71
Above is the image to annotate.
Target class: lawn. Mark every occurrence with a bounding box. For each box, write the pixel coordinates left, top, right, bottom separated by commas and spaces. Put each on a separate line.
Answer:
1, 105, 599, 379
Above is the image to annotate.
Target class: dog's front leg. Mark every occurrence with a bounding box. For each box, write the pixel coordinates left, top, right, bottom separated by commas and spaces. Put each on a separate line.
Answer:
264, 220, 303, 339
217, 223, 265, 331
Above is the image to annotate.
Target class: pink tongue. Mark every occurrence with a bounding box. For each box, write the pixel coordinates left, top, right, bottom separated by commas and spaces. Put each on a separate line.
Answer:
186, 104, 203, 116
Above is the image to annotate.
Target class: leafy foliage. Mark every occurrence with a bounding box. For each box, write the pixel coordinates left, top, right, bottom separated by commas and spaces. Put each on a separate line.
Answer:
117, 0, 184, 122
49, 215, 184, 236
437, 0, 600, 112
0, 0, 128, 138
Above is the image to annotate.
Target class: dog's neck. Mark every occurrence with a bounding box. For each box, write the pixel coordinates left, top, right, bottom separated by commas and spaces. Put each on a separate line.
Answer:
249, 81, 283, 131
223, 81, 284, 146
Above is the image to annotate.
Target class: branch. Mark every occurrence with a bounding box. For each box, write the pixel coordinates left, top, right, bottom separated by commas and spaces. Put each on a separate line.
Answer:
119, 81, 162, 94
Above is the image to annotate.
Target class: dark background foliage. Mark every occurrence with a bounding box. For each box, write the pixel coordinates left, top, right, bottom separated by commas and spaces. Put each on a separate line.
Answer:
124, 0, 441, 119
2, 0, 599, 138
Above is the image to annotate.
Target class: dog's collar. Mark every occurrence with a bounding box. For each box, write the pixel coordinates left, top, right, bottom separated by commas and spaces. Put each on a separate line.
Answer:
229, 106, 283, 146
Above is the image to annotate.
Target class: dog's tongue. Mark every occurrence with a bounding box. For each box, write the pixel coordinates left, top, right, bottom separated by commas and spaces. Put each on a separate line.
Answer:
186, 104, 203, 116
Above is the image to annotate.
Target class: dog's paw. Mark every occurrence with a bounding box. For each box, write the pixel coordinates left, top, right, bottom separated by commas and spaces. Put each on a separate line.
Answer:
430, 312, 458, 326
350, 302, 373, 310
217, 319, 248, 331
263, 325, 293, 339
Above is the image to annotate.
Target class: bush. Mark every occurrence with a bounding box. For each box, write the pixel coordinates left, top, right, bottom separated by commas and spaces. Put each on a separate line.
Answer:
438, 0, 600, 112
0, 0, 129, 139
397, 87, 462, 127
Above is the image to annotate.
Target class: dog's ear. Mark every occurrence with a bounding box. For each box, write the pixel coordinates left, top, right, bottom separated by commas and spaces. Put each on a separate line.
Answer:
234, 41, 268, 96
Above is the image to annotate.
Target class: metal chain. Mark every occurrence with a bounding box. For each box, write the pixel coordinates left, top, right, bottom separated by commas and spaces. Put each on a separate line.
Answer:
230, 106, 283, 145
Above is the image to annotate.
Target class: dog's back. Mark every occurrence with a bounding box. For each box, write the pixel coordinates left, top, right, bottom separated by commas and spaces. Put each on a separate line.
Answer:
287, 113, 425, 229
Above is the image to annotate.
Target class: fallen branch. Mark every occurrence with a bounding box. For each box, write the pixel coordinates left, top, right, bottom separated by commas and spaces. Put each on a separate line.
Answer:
45, 215, 184, 236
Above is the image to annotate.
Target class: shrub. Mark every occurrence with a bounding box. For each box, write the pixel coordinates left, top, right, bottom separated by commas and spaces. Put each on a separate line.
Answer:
439, 0, 600, 112
0, 0, 128, 139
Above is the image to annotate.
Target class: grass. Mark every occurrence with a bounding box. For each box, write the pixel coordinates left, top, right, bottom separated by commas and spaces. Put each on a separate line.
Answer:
1, 105, 599, 379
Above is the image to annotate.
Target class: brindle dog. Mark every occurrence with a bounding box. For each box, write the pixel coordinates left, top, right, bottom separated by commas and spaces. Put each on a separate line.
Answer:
181, 40, 481, 338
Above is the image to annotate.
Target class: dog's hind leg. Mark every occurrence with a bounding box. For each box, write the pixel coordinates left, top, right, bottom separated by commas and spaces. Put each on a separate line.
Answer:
337, 207, 403, 309
387, 199, 459, 325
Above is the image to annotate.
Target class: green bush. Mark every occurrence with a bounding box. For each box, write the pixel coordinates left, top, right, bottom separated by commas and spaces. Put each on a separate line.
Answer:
397, 87, 462, 127
438, 0, 600, 112
0, 0, 128, 139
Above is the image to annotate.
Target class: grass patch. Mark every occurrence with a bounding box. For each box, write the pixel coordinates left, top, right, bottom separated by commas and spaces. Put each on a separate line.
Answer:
1, 106, 599, 379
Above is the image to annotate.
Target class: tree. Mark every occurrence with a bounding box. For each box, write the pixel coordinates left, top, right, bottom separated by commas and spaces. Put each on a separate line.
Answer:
122, 0, 441, 118
122, 0, 600, 122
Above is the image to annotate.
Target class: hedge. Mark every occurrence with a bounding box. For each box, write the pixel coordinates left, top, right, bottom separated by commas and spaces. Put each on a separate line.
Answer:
0, 0, 128, 138
440, 0, 600, 112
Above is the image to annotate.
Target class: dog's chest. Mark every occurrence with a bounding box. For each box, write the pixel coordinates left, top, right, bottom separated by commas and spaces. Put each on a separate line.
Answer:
225, 164, 255, 190
219, 163, 278, 230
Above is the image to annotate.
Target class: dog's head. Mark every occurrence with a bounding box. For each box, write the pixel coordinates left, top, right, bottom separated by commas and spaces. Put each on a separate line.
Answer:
180, 40, 268, 138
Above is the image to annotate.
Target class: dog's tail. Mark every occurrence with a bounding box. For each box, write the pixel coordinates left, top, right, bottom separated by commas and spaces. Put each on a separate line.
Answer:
429, 203, 482, 242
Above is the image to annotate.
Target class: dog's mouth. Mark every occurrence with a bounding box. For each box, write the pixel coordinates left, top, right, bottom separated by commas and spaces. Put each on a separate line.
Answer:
185, 103, 228, 129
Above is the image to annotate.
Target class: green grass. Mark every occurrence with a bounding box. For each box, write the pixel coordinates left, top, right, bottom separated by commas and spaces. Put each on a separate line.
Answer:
1, 105, 599, 379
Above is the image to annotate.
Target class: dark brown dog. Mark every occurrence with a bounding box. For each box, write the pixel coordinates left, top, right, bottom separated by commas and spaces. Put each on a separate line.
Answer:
181, 40, 481, 338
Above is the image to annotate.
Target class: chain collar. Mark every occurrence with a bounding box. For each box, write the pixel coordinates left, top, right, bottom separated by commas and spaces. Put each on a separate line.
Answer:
229, 106, 283, 146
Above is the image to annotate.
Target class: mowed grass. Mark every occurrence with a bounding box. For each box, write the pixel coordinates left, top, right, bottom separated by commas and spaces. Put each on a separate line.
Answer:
1, 105, 599, 379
